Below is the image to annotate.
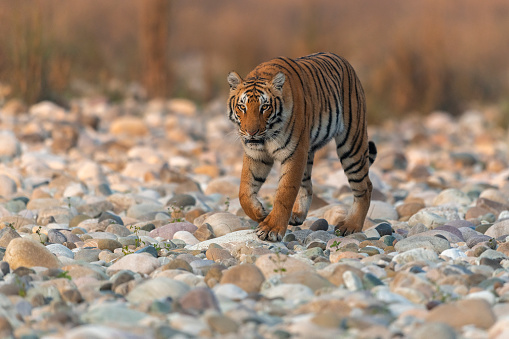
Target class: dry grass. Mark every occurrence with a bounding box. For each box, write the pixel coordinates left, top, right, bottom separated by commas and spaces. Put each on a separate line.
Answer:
0, 0, 508, 120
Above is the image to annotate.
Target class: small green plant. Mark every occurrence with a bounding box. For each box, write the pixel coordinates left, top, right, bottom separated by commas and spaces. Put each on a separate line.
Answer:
224, 197, 230, 212
122, 244, 133, 256
15, 277, 27, 297
57, 271, 72, 280
269, 248, 287, 275
153, 241, 173, 252
168, 205, 184, 223
330, 240, 342, 252
335, 229, 341, 237
35, 225, 44, 244
6, 222, 15, 230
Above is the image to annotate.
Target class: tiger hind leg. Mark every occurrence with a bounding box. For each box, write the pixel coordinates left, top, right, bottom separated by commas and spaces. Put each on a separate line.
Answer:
335, 139, 377, 236
288, 153, 314, 225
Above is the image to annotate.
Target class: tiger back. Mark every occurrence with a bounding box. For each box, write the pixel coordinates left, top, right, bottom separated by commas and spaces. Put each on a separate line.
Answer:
227, 52, 377, 242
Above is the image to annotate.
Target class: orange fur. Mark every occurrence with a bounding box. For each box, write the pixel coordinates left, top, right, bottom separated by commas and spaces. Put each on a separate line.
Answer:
227, 52, 377, 242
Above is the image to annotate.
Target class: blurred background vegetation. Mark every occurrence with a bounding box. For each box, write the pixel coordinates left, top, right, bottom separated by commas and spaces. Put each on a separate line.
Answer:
0, 0, 508, 123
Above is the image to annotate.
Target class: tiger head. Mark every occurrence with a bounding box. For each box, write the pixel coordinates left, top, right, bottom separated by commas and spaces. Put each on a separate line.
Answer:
227, 71, 286, 149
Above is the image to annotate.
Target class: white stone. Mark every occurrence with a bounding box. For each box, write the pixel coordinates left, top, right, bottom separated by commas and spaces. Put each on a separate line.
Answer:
466, 290, 497, 305
214, 283, 249, 300
172, 231, 199, 245
343, 271, 363, 291
126, 277, 190, 304
262, 283, 314, 302
46, 244, 74, 259
107, 253, 160, 275
440, 248, 467, 260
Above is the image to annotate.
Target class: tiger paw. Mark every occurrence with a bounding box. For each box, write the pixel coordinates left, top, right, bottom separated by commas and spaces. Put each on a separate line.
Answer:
255, 215, 287, 242
288, 212, 306, 226
334, 219, 363, 236
240, 198, 268, 223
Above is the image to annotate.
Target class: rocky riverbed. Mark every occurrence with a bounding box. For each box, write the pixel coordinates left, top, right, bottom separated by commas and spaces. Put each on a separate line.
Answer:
0, 98, 509, 338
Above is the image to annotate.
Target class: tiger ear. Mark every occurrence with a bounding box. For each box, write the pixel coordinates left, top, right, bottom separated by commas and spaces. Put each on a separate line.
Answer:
272, 72, 285, 91
227, 71, 242, 90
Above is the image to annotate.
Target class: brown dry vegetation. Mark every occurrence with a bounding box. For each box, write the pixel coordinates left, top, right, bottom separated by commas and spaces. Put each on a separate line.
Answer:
0, 0, 508, 121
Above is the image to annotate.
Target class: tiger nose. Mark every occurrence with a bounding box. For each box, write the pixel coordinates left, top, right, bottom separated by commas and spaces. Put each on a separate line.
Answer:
247, 128, 259, 136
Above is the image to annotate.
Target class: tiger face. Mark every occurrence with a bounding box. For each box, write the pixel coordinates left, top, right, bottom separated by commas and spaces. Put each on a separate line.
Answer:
227, 71, 286, 150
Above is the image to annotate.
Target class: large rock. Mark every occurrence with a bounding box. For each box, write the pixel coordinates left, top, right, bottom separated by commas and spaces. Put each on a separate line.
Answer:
485, 220, 509, 238
189, 230, 279, 251
432, 188, 472, 206
255, 252, 313, 279
107, 254, 160, 275
408, 210, 448, 229
367, 200, 399, 220
220, 264, 265, 293
426, 299, 496, 329
126, 277, 189, 304
394, 235, 451, 254
203, 213, 248, 237
4, 238, 61, 269
392, 248, 440, 265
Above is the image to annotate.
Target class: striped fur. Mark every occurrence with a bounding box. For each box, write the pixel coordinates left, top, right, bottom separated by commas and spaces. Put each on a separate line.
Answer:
227, 52, 377, 242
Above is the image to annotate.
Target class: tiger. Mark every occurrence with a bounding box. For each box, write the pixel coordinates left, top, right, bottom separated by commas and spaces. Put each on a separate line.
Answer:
227, 52, 377, 242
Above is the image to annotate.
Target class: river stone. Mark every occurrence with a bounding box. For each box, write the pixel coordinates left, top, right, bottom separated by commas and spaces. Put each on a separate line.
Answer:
392, 248, 440, 265
149, 222, 197, 240
0, 175, 17, 198
0, 228, 21, 247
107, 253, 160, 275
280, 271, 334, 292
4, 238, 61, 269
105, 224, 131, 237
433, 188, 472, 206
408, 210, 448, 229
433, 225, 465, 241
126, 277, 190, 304
81, 304, 148, 325
194, 223, 215, 242
413, 322, 458, 339
74, 248, 102, 262
172, 231, 199, 245
426, 299, 496, 329
110, 116, 149, 136
485, 220, 509, 238
0, 131, 21, 158
444, 219, 475, 229
262, 283, 314, 302
220, 264, 265, 293
179, 287, 220, 314
203, 212, 247, 237
46, 244, 74, 259
255, 252, 313, 278
394, 235, 450, 253
367, 200, 399, 220
167, 194, 196, 208
47, 229, 68, 244
206, 314, 239, 335
309, 219, 329, 231
127, 202, 166, 219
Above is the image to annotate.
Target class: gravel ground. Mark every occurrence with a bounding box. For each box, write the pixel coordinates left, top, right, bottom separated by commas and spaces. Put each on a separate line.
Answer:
0, 98, 508, 338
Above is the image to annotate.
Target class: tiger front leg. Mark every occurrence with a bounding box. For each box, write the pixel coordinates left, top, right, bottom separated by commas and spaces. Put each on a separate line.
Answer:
256, 149, 307, 242
239, 154, 274, 223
